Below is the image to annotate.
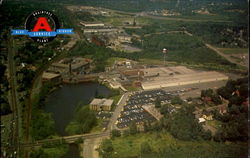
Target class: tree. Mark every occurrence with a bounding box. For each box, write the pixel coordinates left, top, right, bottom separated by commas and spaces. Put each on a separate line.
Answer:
201, 89, 213, 98
66, 106, 97, 135
168, 105, 205, 141
217, 87, 231, 99
155, 97, 161, 108
201, 130, 212, 140
0, 102, 11, 115
225, 80, 237, 93
229, 96, 244, 106
111, 129, 121, 138
30, 143, 68, 158
160, 104, 172, 115
211, 94, 222, 105
31, 112, 55, 140
238, 84, 248, 98
143, 121, 153, 132
129, 121, 137, 135
228, 104, 240, 115
99, 139, 114, 158
171, 96, 183, 105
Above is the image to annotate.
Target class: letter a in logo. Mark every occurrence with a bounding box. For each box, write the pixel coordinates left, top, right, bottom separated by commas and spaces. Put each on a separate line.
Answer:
32, 17, 52, 32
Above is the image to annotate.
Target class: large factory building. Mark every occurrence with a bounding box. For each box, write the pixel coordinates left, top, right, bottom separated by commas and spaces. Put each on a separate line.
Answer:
141, 71, 228, 90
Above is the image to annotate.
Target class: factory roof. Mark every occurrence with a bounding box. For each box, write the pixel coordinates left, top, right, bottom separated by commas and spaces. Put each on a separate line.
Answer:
142, 71, 228, 90
51, 57, 91, 69
42, 72, 61, 79
141, 66, 195, 77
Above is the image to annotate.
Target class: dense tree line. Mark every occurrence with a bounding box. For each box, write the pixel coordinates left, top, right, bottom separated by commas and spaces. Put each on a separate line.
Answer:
30, 142, 68, 158
201, 89, 222, 105
160, 105, 212, 141
213, 77, 248, 142
0, 63, 11, 115
185, 22, 248, 48
131, 32, 236, 67
31, 81, 59, 140
99, 139, 114, 158
65, 105, 97, 135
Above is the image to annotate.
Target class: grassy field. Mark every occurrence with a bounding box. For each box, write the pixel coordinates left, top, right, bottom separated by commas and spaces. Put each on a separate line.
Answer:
135, 33, 233, 65
217, 48, 249, 54
109, 131, 247, 158
110, 94, 123, 105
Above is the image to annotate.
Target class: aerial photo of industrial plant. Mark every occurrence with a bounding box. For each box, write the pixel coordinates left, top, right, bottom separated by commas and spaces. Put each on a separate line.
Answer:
0, 0, 249, 158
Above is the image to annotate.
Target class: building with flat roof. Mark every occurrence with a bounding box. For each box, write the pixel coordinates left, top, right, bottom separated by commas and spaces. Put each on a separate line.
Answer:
90, 98, 114, 111
49, 57, 92, 74
142, 71, 228, 90
142, 66, 195, 78
142, 104, 163, 121
80, 22, 105, 27
42, 72, 61, 82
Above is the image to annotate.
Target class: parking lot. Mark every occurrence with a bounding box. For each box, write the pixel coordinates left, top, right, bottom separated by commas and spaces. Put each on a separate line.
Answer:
116, 90, 176, 129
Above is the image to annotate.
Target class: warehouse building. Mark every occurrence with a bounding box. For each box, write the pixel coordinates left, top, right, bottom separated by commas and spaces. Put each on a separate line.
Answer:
49, 57, 92, 74
141, 71, 228, 90
142, 66, 195, 78
42, 72, 61, 82
80, 22, 105, 27
90, 98, 114, 111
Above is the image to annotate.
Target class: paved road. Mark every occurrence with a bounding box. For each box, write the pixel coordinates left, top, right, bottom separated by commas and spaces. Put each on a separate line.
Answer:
107, 92, 130, 131
205, 43, 246, 67
101, 7, 232, 23
81, 92, 130, 158
83, 136, 109, 158
0, 132, 110, 150
182, 30, 246, 68
7, 37, 21, 157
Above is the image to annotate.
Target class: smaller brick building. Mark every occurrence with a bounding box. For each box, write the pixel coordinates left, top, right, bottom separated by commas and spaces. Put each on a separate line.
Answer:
90, 98, 114, 111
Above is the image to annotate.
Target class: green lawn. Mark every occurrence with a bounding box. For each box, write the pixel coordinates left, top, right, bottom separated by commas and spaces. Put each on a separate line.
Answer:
217, 48, 249, 54
125, 86, 140, 92
109, 131, 247, 158
110, 94, 123, 105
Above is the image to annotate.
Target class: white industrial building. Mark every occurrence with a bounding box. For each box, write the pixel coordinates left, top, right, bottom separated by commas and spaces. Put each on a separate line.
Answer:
80, 22, 105, 27
141, 71, 228, 90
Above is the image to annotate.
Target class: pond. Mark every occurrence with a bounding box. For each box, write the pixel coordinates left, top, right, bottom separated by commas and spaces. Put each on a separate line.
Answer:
44, 82, 112, 136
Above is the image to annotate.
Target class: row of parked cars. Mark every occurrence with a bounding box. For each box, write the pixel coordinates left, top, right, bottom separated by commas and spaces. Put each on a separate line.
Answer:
116, 90, 174, 129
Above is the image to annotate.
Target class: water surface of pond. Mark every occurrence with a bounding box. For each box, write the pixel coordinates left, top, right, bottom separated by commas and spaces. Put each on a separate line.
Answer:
44, 82, 111, 135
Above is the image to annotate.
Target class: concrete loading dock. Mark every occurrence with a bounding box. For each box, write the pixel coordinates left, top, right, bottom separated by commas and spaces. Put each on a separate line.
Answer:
142, 71, 228, 90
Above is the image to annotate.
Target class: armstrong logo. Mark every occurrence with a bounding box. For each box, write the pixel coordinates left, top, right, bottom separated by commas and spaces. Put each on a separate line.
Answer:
11, 10, 74, 43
